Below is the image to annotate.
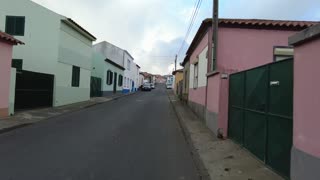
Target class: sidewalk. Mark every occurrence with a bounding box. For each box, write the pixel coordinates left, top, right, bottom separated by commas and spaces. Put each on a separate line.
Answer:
0, 92, 135, 133
168, 91, 284, 180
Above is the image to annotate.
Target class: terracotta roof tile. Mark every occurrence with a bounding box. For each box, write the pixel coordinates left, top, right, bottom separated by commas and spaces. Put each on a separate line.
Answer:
0, 31, 24, 45
216, 18, 318, 29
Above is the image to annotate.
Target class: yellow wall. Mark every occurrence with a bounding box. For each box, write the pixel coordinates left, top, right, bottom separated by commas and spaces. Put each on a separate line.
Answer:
174, 72, 184, 94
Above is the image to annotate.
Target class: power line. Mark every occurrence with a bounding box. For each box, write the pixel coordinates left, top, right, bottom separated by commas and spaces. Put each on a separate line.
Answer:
177, 0, 202, 56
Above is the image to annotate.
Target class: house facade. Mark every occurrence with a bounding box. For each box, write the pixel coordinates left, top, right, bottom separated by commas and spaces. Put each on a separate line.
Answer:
0, 32, 23, 118
172, 69, 183, 95
183, 18, 316, 136
182, 18, 317, 178
93, 42, 138, 94
289, 24, 320, 180
0, 0, 96, 111
92, 52, 124, 96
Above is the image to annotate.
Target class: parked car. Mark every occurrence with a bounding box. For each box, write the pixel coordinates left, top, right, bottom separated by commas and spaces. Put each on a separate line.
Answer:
166, 83, 173, 89
151, 83, 155, 89
142, 83, 152, 91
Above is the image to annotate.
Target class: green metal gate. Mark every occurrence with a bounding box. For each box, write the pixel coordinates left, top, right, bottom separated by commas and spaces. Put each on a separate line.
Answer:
90, 77, 102, 97
228, 59, 293, 178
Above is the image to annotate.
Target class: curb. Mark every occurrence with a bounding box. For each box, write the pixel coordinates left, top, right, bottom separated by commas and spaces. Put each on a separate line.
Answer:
167, 92, 211, 180
0, 92, 138, 135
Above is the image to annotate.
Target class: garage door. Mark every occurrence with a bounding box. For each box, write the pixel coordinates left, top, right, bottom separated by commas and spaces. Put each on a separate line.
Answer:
228, 59, 293, 178
15, 70, 54, 110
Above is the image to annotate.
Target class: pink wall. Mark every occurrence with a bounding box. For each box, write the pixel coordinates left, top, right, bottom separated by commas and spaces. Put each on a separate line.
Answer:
213, 27, 298, 137
0, 40, 13, 117
217, 27, 297, 72
293, 38, 320, 158
189, 87, 206, 105
188, 29, 210, 106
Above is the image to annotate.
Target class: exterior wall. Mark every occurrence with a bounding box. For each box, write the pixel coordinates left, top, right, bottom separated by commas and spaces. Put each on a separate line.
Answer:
214, 27, 298, 137
182, 61, 190, 100
291, 37, 320, 180
92, 52, 124, 95
123, 51, 135, 93
54, 21, 93, 106
188, 29, 209, 110
0, 0, 61, 75
138, 74, 144, 87
0, 40, 13, 117
93, 41, 125, 67
1, 0, 95, 108
206, 74, 220, 134
9, 68, 16, 116
173, 72, 183, 95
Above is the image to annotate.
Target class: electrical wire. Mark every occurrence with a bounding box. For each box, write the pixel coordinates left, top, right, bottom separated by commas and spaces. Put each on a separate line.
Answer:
177, 0, 202, 57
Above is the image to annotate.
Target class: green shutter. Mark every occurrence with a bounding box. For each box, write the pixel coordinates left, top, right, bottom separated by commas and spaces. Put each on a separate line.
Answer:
72, 66, 80, 87
5, 16, 25, 36
12, 59, 23, 70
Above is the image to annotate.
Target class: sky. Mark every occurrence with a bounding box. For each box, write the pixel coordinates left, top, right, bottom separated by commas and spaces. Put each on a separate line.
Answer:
31, 0, 320, 75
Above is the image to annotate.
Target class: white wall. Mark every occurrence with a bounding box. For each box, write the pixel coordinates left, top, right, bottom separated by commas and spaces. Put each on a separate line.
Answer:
93, 41, 124, 67
189, 46, 208, 89
0, 0, 61, 75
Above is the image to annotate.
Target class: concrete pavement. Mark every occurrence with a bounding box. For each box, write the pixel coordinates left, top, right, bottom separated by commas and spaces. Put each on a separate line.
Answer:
168, 91, 284, 180
0, 85, 199, 180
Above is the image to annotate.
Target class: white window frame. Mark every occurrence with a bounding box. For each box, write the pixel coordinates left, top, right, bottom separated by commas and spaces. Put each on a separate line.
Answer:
193, 63, 198, 89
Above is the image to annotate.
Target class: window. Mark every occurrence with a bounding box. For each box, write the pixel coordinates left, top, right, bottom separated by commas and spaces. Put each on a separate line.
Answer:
127, 59, 131, 70
193, 63, 198, 89
5, 16, 25, 36
118, 75, 123, 86
12, 59, 23, 70
72, 66, 80, 87
106, 70, 113, 85
273, 46, 294, 62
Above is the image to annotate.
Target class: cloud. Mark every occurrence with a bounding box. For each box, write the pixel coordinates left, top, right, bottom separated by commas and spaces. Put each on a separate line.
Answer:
31, 0, 319, 75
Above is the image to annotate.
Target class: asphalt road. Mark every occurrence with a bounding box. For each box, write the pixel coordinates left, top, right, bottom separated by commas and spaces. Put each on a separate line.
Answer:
0, 84, 199, 180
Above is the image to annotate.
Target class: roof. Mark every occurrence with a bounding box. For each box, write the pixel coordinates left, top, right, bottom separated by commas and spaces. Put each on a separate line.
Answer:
172, 69, 183, 75
62, 18, 96, 41
124, 50, 134, 60
0, 31, 24, 45
182, 18, 319, 65
136, 64, 141, 68
289, 23, 320, 46
105, 59, 125, 70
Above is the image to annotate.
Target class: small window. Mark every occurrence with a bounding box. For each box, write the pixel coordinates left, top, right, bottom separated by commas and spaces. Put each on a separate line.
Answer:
12, 59, 23, 70
193, 63, 198, 89
72, 66, 80, 87
118, 75, 123, 86
106, 70, 113, 85
5, 16, 25, 36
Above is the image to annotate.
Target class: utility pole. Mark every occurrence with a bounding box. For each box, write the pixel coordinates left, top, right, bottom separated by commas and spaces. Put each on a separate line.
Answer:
211, 0, 219, 71
174, 54, 177, 71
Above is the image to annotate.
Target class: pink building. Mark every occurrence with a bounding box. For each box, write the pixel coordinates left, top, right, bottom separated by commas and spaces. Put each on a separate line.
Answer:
289, 24, 320, 180
0, 32, 24, 118
183, 18, 316, 136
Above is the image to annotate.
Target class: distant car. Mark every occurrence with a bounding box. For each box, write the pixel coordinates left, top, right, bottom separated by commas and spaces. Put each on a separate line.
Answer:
151, 83, 155, 89
166, 83, 173, 89
142, 83, 152, 91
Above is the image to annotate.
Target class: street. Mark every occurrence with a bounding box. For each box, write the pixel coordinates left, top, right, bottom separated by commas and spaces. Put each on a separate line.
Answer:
0, 84, 199, 180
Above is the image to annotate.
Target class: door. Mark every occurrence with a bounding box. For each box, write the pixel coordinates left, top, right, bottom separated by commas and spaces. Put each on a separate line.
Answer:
113, 72, 117, 93
228, 59, 293, 178
15, 70, 54, 110
90, 77, 102, 97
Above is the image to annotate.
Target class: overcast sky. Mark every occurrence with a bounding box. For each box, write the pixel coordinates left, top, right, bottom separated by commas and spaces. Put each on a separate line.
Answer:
32, 0, 320, 75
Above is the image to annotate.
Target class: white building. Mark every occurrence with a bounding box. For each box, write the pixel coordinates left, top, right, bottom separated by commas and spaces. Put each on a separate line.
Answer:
93, 41, 139, 93
0, 0, 96, 112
